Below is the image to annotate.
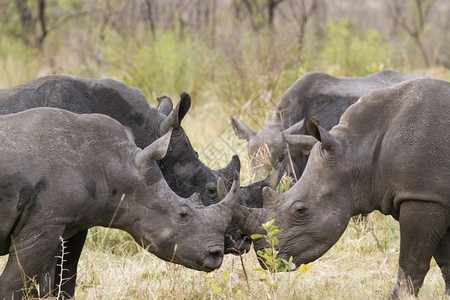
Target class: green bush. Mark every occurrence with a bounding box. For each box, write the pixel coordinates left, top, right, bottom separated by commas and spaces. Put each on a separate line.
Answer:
313, 18, 393, 76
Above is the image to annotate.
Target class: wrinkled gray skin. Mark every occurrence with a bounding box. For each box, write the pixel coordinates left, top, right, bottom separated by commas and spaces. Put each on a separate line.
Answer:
231, 70, 424, 180
0, 108, 240, 299
0, 75, 256, 294
233, 78, 450, 298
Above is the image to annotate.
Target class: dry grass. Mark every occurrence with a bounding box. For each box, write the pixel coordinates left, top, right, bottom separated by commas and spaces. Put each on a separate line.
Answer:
0, 214, 446, 299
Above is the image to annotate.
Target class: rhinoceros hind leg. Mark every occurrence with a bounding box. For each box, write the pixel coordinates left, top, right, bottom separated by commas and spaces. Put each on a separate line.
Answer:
389, 200, 448, 299
434, 230, 450, 295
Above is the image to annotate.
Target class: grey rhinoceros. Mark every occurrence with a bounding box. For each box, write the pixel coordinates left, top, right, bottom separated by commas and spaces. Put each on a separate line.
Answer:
232, 78, 450, 298
0, 108, 239, 299
231, 70, 423, 180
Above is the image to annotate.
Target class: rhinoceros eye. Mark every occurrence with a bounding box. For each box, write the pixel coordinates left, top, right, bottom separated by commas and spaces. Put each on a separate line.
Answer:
205, 183, 218, 198
290, 202, 308, 218
178, 206, 193, 225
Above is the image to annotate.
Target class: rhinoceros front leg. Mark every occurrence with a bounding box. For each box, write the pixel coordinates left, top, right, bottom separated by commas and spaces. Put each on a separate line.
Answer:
389, 201, 448, 299
0, 224, 65, 300
52, 230, 88, 298
434, 230, 450, 295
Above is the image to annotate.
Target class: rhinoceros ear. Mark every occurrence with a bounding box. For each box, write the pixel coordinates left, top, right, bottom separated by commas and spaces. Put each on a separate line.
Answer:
306, 116, 341, 153
157, 95, 173, 116
230, 117, 255, 141
135, 130, 172, 166
177, 92, 191, 123
159, 92, 191, 134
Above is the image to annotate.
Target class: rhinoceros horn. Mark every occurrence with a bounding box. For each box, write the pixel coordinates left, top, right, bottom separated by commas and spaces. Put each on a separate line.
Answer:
160, 92, 191, 135
216, 177, 228, 201
157, 95, 173, 116
213, 179, 240, 228
188, 192, 203, 205
282, 118, 305, 135
262, 186, 281, 209
265, 152, 287, 189
232, 204, 268, 236
230, 117, 255, 141
283, 133, 318, 155
216, 155, 241, 182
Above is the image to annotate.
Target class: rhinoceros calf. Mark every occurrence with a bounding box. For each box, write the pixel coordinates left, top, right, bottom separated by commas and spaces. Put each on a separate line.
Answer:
233, 78, 450, 298
0, 108, 239, 299
0, 75, 248, 250
231, 70, 424, 180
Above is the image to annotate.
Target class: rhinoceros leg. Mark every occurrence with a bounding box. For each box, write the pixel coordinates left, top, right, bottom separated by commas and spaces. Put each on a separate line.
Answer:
434, 230, 450, 295
52, 230, 88, 298
0, 224, 65, 300
389, 201, 448, 299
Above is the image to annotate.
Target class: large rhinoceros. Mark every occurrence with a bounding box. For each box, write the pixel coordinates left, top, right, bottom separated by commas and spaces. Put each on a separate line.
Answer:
233, 78, 450, 298
0, 108, 239, 299
231, 70, 423, 180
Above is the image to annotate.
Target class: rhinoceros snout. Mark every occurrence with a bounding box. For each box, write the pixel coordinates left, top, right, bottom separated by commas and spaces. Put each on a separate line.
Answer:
201, 246, 224, 271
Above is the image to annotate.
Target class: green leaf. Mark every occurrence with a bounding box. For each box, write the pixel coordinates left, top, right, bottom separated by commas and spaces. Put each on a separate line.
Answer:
251, 234, 265, 240
265, 219, 276, 228
301, 263, 312, 272
223, 270, 229, 281
211, 283, 222, 293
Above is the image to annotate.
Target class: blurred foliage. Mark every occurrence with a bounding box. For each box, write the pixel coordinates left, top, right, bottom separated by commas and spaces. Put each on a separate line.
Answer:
314, 19, 393, 76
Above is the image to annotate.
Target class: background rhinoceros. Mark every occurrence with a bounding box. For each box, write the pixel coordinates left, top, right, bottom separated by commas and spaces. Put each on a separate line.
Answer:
231, 70, 424, 180
0, 108, 239, 299
233, 78, 450, 298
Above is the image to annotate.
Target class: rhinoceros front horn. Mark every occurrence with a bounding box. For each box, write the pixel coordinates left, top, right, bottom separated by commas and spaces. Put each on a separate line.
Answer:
160, 92, 191, 135
232, 204, 268, 236
265, 153, 287, 189
212, 179, 240, 228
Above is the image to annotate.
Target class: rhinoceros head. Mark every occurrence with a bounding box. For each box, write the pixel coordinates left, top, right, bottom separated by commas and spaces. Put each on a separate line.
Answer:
157, 93, 249, 255
231, 111, 305, 178
128, 131, 241, 271
232, 117, 355, 269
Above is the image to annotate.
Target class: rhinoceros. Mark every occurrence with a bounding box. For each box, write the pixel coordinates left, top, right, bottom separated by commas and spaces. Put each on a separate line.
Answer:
231, 70, 423, 180
0, 107, 239, 299
233, 78, 450, 298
